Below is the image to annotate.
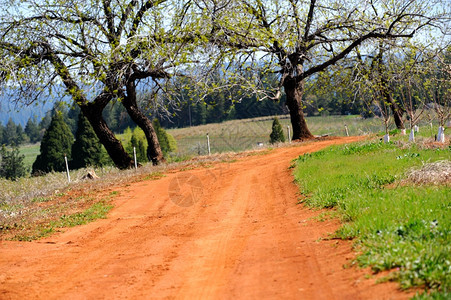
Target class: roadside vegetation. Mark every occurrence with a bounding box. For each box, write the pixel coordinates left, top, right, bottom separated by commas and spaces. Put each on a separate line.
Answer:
293, 140, 450, 298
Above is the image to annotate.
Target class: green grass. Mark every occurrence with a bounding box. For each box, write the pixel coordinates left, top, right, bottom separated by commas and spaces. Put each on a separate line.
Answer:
53, 200, 113, 228
13, 199, 114, 241
293, 141, 450, 297
17, 143, 40, 171
167, 115, 386, 156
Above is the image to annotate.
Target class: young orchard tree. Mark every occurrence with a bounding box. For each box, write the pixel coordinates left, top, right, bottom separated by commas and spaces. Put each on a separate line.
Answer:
0, 0, 208, 168
425, 48, 451, 128
353, 43, 406, 130
391, 47, 438, 131
204, 0, 449, 140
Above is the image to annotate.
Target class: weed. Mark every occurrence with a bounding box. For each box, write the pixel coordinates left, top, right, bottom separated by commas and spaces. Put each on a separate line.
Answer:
11, 201, 114, 241
54, 201, 113, 228
31, 197, 51, 203
143, 172, 166, 181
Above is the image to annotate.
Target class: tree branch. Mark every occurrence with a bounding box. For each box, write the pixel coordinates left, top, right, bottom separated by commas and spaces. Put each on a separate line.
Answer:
128, 0, 168, 39
300, 31, 415, 80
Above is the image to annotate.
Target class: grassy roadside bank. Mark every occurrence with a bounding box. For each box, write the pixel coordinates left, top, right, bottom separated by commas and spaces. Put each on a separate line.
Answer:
293, 141, 450, 298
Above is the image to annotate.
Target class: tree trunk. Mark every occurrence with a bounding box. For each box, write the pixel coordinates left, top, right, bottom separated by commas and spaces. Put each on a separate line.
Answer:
390, 101, 405, 130
381, 74, 405, 130
123, 82, 164, 165
283, 77, 314, 140
80, 105, 135, 169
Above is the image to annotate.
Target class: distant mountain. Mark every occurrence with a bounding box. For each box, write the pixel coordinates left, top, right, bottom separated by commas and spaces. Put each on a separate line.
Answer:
0, 98, 55, 126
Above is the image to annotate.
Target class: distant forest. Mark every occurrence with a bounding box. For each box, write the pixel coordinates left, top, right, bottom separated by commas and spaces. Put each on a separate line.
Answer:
0, 84, 363, 147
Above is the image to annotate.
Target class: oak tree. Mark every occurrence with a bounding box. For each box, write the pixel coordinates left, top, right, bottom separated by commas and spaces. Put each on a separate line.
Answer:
206, 0, 449, 140
0, 0, 206, 168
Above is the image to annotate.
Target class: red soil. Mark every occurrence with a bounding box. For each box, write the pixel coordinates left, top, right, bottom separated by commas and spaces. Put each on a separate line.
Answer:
0, 137, 414, 299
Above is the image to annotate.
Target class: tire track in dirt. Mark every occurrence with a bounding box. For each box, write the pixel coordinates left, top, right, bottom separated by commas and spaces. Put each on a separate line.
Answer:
0, 137, 413, 299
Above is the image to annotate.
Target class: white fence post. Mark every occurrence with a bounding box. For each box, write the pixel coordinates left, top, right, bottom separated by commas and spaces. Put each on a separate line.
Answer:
383, 134, 390, 143
133, 147, 137, 169
344, 124, 349, 137
64, 154, 71, 183
207, 133, 211, 155
287, 126, 291, 143
409, 129, 415, 142
437, 126, 445, 143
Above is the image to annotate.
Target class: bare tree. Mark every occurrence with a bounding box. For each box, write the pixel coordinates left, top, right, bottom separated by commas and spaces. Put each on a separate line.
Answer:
425, 48, 451, 140
393, 48, 429, 131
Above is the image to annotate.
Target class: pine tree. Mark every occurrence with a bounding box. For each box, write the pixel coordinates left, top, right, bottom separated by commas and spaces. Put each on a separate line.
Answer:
0, 124, 4, 145
39, 111, 52, 132
0, 145, 27, 180
71, 113, 105, 169
152, 119, 177, 156
4, 118, 18, 146
66, 105, 80, 135
25, 117, 41, 143
32, 112, 74, 174
269, 117, 285, 144
15, 124, 25, 145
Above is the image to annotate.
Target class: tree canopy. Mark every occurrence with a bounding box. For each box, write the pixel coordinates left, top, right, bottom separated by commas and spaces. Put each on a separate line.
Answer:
0, 0, 450, 159
0, 0, 212, 168
202, 0, 450, 139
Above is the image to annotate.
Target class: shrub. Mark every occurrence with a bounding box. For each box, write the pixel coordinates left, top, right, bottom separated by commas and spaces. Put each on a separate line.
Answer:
0, 145, 27, 180
269, 117, 285, 144
126, 131, 147, 163
153, 119, 177, 156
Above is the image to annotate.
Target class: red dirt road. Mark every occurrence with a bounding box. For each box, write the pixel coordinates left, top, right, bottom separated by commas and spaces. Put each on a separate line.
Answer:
0, 137, 412, 299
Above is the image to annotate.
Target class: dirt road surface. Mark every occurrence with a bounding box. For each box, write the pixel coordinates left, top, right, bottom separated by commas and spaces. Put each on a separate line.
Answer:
0, 137, 412, 299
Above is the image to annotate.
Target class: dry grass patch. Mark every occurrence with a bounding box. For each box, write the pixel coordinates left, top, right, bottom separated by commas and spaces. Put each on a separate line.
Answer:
406, 160, 451, 186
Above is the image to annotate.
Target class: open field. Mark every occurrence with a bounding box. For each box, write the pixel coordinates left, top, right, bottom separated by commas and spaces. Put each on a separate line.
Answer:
168, 114, 447, 157
167, 115, 381, 156
16, 114, 448, 170
18, 143, 40, 171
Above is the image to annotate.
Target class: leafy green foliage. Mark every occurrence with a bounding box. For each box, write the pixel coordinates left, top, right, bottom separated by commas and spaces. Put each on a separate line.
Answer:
294, 142, 450, 294
153, 119, 177, 156
269, 117, 285, 144
32, 112, 74, 174
0, 145, 27, 180
126, 131, 147, 163
71, 113, 106, 169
